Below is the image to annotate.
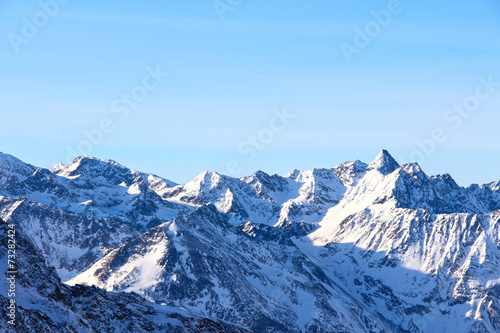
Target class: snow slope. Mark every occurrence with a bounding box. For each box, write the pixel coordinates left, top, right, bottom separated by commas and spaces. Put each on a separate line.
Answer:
0, 218, 249, 333
69, 204, 391, 333
2, 149, 500, 332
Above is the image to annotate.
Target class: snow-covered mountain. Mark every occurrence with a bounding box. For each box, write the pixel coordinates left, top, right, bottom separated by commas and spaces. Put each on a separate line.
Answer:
161, 166, 346, 235
1, 150, 499, 332
0, 154, 190, 279
303, 150, 500, 332
68, 204, 390, 332
0, 218, 249, 332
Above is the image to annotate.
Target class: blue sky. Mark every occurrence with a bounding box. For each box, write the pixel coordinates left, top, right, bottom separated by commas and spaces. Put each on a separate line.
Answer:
1, 1, 499, 185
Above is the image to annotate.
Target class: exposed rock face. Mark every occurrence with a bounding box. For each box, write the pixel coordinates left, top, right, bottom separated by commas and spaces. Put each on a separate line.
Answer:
0, 154, 188, 279
1, 150, 500, 332
0, 218, 249, 333
68, 204, 390, 333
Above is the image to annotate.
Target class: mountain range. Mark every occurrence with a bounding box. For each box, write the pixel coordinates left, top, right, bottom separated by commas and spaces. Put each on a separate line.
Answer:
1, 150, 499, 332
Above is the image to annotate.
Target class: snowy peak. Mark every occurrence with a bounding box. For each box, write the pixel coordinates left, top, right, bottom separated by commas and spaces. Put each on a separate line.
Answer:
4, 150, 500, 332
467, 179, 500, 212
285, 168, 345, 204
0, 218, 249, 333
163, 166, 348, 227
161, 171, 259, 220
367, 149, 400, 175
391, 163, 488, 214
286, 168, 336, 183
68, 205, 390, 333
53, 155, 177, 190
334, 159, 368, 186
0, 151, 36, 180
192, 170, 225, 189
53, 155, 133, 183
168, 170, 229, 202
167, 170, 232, 198
244, 170, 289, 195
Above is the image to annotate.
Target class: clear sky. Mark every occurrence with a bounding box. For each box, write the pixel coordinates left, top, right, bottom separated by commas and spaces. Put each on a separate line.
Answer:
1, 1, 499, 186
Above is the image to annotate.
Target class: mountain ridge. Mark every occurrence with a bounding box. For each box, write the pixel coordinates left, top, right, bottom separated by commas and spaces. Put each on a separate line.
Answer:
1, 149, 500, 332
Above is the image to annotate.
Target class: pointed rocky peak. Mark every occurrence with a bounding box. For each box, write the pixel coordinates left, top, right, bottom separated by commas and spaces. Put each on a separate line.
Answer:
74, 155, 124, 171
50, 162, 65, 173
335, 159, 368, 172
0, 151, 36, 180
285, 169, 316, 183
161, 171, 230, 206
53, 155, 177, 192
285, 169, 301, 179
285, 167, 332, 180
53, 155, 127, 180
287, 168, 342, 188
253, 170, 271, 179
480, 180, 500, 191
367, 150, 400, 175
395, 162, 429, 187
431, 173, 459, 186
334, 159, 369, 186
243, 170, 289, 198
352, 159, 368, 169
145, 173, 178, 193
399, 162, 425, 178
181, 171, 233, 195
244, 170, 274, 186
245, 170, 274, 184
193, 170, 223, 185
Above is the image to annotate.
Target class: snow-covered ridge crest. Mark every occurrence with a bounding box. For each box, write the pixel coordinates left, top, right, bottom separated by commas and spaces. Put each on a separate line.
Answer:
367, 149, 400, 175
68, 204, 392, 332
0, 218, 250, 332
52, 154, 178, 187
0, 153, 189, 279
0, 151, 36, 180
2, 149, 500, 332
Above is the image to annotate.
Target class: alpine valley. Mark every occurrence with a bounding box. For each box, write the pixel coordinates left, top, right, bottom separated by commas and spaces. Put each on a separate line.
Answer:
1, 150, 500, 333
